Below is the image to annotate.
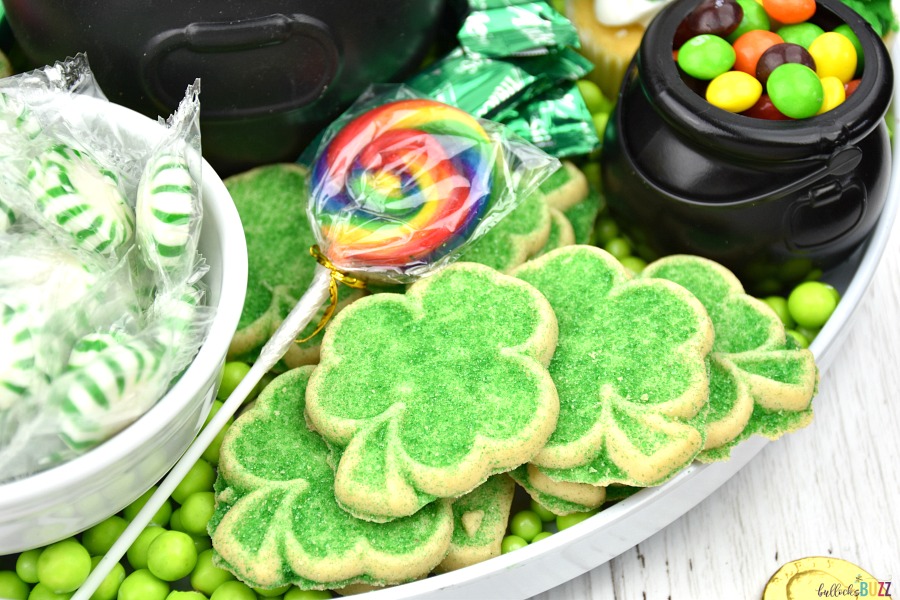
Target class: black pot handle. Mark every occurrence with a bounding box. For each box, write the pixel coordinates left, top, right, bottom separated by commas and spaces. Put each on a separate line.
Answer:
140, 13, 340, 118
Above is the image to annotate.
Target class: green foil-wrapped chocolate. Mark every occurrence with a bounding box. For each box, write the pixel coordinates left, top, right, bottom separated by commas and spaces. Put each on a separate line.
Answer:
407, 47, 592, 119
459, 2, 579, 58
499, 82, 600, 158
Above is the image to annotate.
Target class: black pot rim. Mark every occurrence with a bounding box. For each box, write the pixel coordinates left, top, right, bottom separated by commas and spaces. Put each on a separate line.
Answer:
637, 0, 894, 161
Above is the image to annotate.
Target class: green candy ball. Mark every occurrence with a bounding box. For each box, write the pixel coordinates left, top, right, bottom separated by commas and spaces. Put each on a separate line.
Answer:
833, 24, 864, 74
36, 539, 91, 593
761, 296, 795, 329
576, 79, 612, 115
26, 583, 72, 599
88, 557, 125, 600
529, 499, 557, 523
172, 459, 217, 505
82, 515, 128, 556
180, 492, 216, 536
254, 584, 292, 597
788, 281, 838, 328
500, 535, 528, 554
201, 401, 234, 465
16, 548, 42, 584
210, 581, 259, 600
556, 510, 598, 531
218, 361, 251, 400
785, 329, 810, 349
531, 531, 554, 543
166, 592, 208, 600
509, 511, 543, 542
118, 569, 169, 600
124, 486, 173, 527
728, 0, 771, 42
191, 550, 236, 597
767, 63, 823, 119
0, 570, 29, 600
604, 237, 632, 260
619, 256, 648, 274
148, 530, 199, 581
126, 526, 166, 570
594, 218, 619, 245
776, 22, 825, 49
677, 35, 736, 80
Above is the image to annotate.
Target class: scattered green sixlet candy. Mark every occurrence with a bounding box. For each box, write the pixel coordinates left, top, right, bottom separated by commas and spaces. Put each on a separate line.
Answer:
147, 530, 199, 581
604, 237, 631, 259
124, 486, 173, 526
82, 515, 128, 556
531, 531, 553, 543
89, 556, 125, 600
767, 63, 823, 119
190, 549, 236, 596
500, 535, 529, 554
595, 218, 619, 244
201, 400, 234, 465
509, 511, 543, 542
217, 361, 251, 399
254, 584, 291, 597
619, 256, 647, 274
786, 329, 810, 348
762, 296, 795, 329
529, 499, 556, 523
678, 34, 736, 80
788, 281, 838, 328
16, 548, 41, 583
556, 510, 598, 531
36, 539, 91, 593
576, 79, 611, 115
127, 526, 166, 570
179, 491, 216, 536
0, 570, 29, 600
210, 581, 258, 600
23, 582, 72, 600
172, 458, 216, 504
166, 592, 208, 600
118, 569, 169, 600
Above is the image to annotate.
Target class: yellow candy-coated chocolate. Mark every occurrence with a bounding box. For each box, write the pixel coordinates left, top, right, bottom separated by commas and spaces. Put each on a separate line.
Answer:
817, 76, 846, 114
809, 32, 858, 84
763, 556, 881, 600
706, 70, 763, 113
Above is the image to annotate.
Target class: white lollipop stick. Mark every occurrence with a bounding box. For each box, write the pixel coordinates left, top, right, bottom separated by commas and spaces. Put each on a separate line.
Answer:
73, 265, 332, 600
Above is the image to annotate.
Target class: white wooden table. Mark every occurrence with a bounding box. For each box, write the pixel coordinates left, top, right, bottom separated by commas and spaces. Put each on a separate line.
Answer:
537, 217, 900, 599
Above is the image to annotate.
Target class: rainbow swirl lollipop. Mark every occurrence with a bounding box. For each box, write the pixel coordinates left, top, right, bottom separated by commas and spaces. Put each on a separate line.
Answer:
310, 99, 496, 274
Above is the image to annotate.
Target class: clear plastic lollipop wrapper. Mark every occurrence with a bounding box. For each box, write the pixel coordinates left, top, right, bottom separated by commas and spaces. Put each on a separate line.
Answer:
74, 85, 560, 599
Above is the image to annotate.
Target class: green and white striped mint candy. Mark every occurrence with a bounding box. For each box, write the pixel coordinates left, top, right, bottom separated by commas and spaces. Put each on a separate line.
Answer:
0, 199, 16, 233
0, 91, 42, 146
58, 336, 167, 449
28, 144, 135, 257
0, 302, 43, 410
136, 152, 197, 273
154, 285, 203, 349
66, 333, 118, 370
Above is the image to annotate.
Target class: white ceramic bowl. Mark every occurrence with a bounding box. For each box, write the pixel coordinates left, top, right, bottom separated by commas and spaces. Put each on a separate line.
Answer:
0, 97, 248, 554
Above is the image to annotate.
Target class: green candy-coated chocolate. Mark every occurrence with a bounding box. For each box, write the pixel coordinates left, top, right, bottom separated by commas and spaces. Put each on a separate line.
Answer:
678, 35, 736, 80
767, 63, 823, 119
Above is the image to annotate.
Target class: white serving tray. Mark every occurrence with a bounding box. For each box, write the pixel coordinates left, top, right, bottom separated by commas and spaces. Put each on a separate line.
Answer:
353, 59, 900, 600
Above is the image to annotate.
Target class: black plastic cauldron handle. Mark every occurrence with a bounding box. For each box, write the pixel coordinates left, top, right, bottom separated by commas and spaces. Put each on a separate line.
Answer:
140, 13, 340, 118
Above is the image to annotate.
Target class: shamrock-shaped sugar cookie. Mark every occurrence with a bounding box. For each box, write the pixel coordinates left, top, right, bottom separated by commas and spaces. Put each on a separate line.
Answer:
514, 246, 713, 488
461, 192, 551, 273
306, 262, 560, 521
510, 463, 606, 515
225, 164, 363, 369
210, 367, 453, 590
642, 255, 818, 461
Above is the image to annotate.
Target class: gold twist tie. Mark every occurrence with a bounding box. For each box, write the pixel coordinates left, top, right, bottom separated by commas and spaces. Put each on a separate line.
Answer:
295, 245, 367, 344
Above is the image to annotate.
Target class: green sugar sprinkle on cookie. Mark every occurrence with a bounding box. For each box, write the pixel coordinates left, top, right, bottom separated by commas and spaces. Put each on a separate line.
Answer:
538, 161, 589, 211
535, 208, 576, 257
563, 187, 604, 245
306, 262, 560, 521
513, 246, 713, 488
225, 164, 363, 370
642, 255, 817, 462
460, 192, 551, 273
435, 475, 516, 573
210, 366, 453, 590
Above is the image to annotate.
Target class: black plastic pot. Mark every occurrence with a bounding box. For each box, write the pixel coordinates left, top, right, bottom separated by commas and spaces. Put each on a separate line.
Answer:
1, 0, 448, 175
601, 0, 893, 292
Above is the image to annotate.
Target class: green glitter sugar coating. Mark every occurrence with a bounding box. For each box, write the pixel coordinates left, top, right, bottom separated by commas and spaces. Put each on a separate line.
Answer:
563, 187, 604, 245
225, 164, 362, 369
643, 256, 818, 462
209, 367, 453, 590
514, 246, 713, 488
460, 192, 551, 273
306, 262, 560, 521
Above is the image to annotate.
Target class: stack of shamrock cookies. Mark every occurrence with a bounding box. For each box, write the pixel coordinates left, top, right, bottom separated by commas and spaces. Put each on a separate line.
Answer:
211, 162, 818, 592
